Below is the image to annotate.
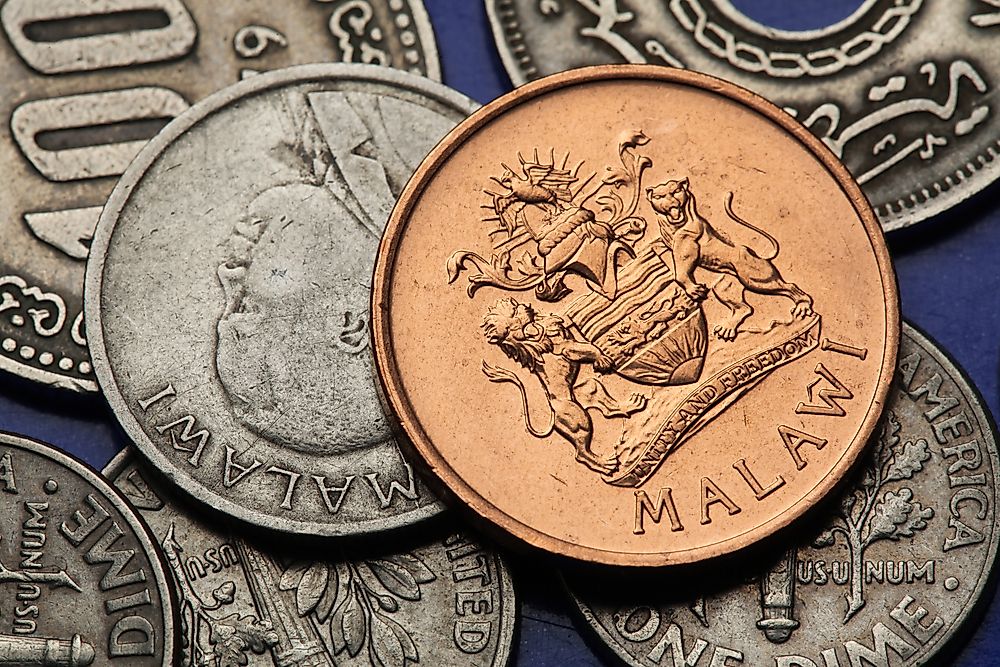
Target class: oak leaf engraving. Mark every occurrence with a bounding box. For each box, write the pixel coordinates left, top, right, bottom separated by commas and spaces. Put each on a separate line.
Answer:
884, 438, 931, 482
210, 614, 279, 667
811, 411, 934, 621
866, 488, 933, 543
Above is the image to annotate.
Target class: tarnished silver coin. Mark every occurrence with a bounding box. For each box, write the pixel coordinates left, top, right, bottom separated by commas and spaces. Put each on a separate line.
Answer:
486, 0, 999, 232
0, 432, 177, 666
104, 449, 517, 667
566, 323, 998, 665
86, 64, 477, 537
0, 0, 439, 393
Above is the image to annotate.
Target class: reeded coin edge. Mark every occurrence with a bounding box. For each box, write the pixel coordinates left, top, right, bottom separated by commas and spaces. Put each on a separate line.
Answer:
482, 0, 1000, 232
85, 63, 479, 538
0, 431, 179, 665
372, 63, 900, 567
900, 322, 1000, 663
491, 547, 519, 667
563, 321, 1000, 665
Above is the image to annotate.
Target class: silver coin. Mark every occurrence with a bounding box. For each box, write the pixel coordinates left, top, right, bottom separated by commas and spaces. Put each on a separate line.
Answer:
486, 0, 999, 232
104, 448, 517, 667
566, 322, 999, 665
0, 0, 439, 393
85, 64, 477, 537
0, 432, 177, 666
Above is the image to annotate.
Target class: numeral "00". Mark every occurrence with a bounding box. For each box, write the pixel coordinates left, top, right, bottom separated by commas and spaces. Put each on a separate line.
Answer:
2, 0, 199, 253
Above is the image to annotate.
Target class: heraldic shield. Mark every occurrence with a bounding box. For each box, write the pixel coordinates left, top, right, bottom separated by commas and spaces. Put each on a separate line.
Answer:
562, 243, 708, 387
448, 131, 821, 487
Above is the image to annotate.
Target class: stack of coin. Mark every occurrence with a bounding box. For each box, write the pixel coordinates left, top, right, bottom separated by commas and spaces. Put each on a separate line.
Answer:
3, 4, 518, 665
0, 2, 997, 666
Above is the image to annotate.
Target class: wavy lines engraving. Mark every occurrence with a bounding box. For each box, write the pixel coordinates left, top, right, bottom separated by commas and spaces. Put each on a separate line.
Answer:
0, 276, 67, 338
795, 60, 990, 185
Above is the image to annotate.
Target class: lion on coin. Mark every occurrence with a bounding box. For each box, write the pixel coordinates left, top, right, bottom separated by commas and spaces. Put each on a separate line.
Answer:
645, 177, 813, 341
481, 297, 647, 475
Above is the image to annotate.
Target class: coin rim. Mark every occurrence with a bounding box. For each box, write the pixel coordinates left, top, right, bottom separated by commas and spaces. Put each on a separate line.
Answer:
0, 430, 180, 665
483, 0, 999, 232
102, 446, 520, 667
564, 321, 1000, 664
371, 63, 901, 567
85, 63, 479, 537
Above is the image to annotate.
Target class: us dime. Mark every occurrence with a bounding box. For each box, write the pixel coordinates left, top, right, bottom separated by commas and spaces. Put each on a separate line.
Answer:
486, 0, 999, 232
0, 0, 439, 393
104, 449, 517, 667
0, 432, 177, 666
566, 322, 999, 665
86, 64, 477, 536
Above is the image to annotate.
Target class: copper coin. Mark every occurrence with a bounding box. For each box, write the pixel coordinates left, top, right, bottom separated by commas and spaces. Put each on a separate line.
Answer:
372, 65, 899, 567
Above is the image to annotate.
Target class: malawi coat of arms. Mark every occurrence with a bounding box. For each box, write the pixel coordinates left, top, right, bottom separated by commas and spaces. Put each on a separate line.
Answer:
447, 131, 821, 488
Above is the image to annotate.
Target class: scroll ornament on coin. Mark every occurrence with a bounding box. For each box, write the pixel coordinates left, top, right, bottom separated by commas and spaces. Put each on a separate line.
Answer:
448, 132, 820, 485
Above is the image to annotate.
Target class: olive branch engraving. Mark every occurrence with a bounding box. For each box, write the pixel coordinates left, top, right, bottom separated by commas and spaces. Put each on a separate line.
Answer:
812, 412, 933, 621
279, 553, 436, 666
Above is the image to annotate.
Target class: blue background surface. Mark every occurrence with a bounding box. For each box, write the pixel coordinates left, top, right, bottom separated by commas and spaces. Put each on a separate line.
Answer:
3, 1, 998, 665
